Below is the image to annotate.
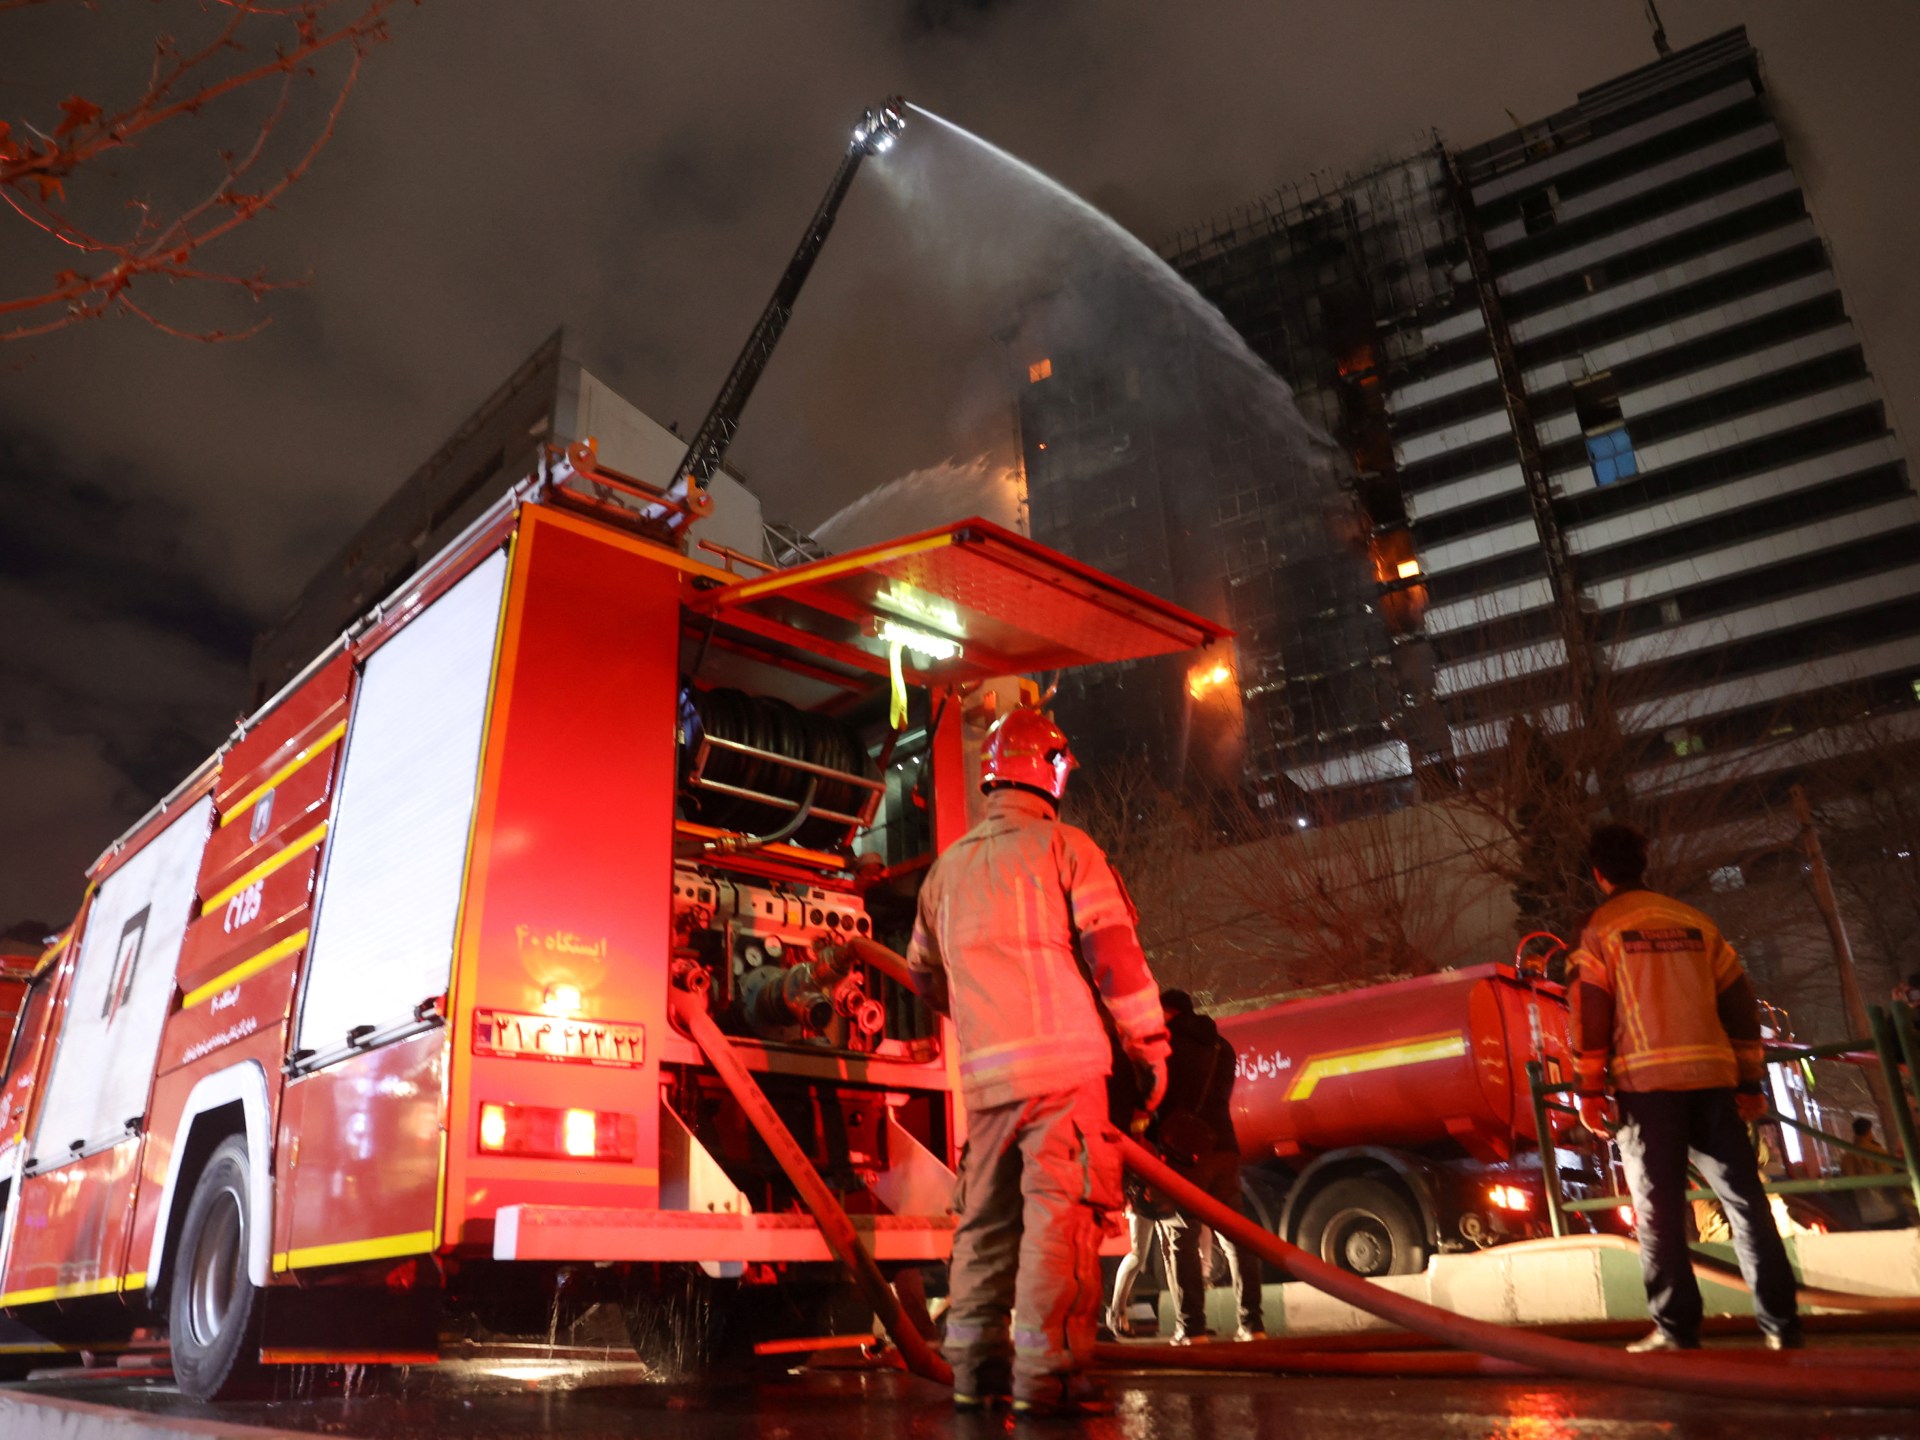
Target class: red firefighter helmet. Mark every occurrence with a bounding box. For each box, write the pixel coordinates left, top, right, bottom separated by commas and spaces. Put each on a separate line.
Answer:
981, 708, 1077, 802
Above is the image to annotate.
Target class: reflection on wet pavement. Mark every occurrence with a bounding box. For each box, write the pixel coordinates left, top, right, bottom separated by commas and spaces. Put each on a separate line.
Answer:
10, 1361, 1920, 1439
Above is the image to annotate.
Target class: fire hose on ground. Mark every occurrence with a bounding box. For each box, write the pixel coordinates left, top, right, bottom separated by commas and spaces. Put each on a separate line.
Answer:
671, 961, 1920, 1407
1116, 1136, 1920, 1408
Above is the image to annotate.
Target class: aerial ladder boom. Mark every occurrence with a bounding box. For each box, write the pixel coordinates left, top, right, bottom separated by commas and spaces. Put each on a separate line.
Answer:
667, 97, 906, 525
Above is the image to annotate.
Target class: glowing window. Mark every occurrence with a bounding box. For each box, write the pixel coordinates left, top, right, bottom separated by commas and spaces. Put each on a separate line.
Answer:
1395, 559, 1422, 580
1028, 358, 1053, 383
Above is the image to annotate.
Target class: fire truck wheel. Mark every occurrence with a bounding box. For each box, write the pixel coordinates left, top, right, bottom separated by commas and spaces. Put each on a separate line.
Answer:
168, 1136, 264, 1400
1294, 1177, 1428, 1278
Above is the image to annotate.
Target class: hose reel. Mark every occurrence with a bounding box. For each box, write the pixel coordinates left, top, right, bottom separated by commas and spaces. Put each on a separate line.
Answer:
678, 686, 882, 852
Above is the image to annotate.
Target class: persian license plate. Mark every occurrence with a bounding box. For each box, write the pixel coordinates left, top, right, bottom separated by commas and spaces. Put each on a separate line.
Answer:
473, 1008, 646, 1067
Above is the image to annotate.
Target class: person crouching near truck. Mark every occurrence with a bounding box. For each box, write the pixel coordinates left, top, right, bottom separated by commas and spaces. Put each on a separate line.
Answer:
1568, 823, 1803, 1353
906, 708, 1171, 1417
1156, 989, 1266, 1344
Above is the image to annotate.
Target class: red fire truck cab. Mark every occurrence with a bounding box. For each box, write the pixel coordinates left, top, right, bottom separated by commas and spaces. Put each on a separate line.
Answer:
0, 463, 1225, 1397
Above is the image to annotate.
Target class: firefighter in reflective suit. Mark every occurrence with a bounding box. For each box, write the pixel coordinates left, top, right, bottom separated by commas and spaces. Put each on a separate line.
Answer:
907, 709, 1170, 1416
1568, 823, 1802, 1353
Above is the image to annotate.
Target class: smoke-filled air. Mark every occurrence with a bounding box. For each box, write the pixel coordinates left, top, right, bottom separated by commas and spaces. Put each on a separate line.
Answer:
799, 106, 1379, 782
807, 106, 1368, 643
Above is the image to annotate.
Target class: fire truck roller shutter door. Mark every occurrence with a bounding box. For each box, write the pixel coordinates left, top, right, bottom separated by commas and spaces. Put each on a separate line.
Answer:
296, 551, 507, 1060
30, 794, 215, 1166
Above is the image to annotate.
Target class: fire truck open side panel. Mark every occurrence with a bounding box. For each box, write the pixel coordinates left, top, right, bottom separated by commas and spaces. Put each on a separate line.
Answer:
441, 510, 679, 1248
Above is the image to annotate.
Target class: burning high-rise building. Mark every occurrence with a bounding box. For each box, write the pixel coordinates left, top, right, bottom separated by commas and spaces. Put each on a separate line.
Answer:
1027, 26, 1919, 811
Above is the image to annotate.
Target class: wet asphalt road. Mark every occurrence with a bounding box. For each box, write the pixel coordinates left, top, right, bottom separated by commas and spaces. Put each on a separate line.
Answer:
11, 1357, 1920, 1440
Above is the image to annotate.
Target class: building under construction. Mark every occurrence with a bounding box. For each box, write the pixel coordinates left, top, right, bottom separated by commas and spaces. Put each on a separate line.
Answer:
1019, 26, 1919, 811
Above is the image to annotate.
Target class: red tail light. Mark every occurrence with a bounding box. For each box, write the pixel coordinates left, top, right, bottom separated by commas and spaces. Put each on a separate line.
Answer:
475, 1101, 637, 1162
1487, 1183, 1532, 1212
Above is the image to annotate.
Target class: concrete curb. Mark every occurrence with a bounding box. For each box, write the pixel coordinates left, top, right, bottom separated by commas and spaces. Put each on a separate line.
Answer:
1174, 1225, 1920, 1337
0, 1390, 308, 1440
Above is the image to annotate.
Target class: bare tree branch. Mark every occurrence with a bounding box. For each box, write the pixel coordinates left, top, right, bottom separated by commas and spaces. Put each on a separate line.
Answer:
2, 0, 401, 342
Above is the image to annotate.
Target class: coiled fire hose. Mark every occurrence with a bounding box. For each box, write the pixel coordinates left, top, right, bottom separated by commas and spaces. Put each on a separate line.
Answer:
1116, 1137, 1920, 1409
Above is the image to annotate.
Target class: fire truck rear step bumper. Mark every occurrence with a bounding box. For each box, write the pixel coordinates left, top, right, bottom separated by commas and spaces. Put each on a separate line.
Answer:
492, 1206, 955, 1263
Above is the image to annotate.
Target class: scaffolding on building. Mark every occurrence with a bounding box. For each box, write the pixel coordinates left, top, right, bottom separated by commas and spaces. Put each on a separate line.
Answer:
1159, 142, 1474, 799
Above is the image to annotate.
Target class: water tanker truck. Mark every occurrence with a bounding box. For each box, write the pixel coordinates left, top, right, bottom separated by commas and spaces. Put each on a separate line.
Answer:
1218, 961, 1586, 1277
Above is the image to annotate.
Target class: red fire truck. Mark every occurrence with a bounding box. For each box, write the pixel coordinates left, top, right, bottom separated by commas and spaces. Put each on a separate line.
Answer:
1219, 962, 1585, 1278
0, 459, 1226, 1398
0, 951, 34, 1055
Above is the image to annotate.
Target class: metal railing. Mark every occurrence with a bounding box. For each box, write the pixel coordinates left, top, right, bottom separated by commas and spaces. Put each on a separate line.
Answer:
1527, 1001, 1920, 1239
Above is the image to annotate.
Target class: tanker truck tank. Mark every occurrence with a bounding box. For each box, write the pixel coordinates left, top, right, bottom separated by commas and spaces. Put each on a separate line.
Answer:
1219, 965, 1572, 1164
1213, 964, 1584, 1277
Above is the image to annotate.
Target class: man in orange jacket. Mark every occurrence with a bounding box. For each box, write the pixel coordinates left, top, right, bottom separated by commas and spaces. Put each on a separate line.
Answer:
1567, 823, 1801, 1352
908, 708, 1169, 1416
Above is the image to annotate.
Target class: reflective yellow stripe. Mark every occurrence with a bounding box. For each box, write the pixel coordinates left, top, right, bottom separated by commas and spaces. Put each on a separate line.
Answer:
272, 1229, 436, 1274
0, 1273, 126, 1307
201, 822, 328, 915
181, 930, 310, 1010
122, 1271, 146, 1292
1615, 1045, 1735, 1078
1286, 1032, 1468, 1102
220, 721, 348, 828
717, 532, 958, 604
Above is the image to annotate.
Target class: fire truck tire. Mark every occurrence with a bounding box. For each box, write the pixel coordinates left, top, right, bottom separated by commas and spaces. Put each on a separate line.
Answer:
1293, 1177, 1428, 1278
168, 1136, 264, 1401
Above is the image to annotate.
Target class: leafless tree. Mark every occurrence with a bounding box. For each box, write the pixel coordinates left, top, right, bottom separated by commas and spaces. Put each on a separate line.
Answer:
1070, 758, 1509, 1004
1207, 789, 1508, 992
1423, 598, 1806, 948
2, 0, 400, 342
1066, 759, 1250, 1000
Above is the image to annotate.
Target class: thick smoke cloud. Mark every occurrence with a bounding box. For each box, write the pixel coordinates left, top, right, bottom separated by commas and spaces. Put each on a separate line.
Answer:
2, 0, 1917, 929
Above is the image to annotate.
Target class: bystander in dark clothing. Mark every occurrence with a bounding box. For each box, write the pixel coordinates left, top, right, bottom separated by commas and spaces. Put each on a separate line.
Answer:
1567, 824, 1801, 1353
1156, 990, 1265, 1343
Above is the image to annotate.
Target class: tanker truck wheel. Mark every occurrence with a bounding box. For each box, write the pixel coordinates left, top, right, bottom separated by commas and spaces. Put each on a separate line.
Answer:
1294, 1177, 1428, 1278
168, 1136, 265, 1400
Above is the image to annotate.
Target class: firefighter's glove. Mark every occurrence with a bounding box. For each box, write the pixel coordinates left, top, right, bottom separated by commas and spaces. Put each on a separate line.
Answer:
1577, 1094, 1615, 1138
1137, 1054, 1169, 1114
1734, 1090, 1768, 1125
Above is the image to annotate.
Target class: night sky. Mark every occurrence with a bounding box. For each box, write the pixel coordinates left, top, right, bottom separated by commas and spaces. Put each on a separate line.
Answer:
4, 1, 1918, 933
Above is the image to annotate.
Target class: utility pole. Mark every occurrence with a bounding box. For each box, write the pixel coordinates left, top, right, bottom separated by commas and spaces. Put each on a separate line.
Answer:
1791, 784, 1899, 1145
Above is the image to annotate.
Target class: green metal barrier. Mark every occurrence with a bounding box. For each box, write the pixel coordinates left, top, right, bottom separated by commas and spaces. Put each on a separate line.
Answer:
1533, 1003, 1920, 1233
